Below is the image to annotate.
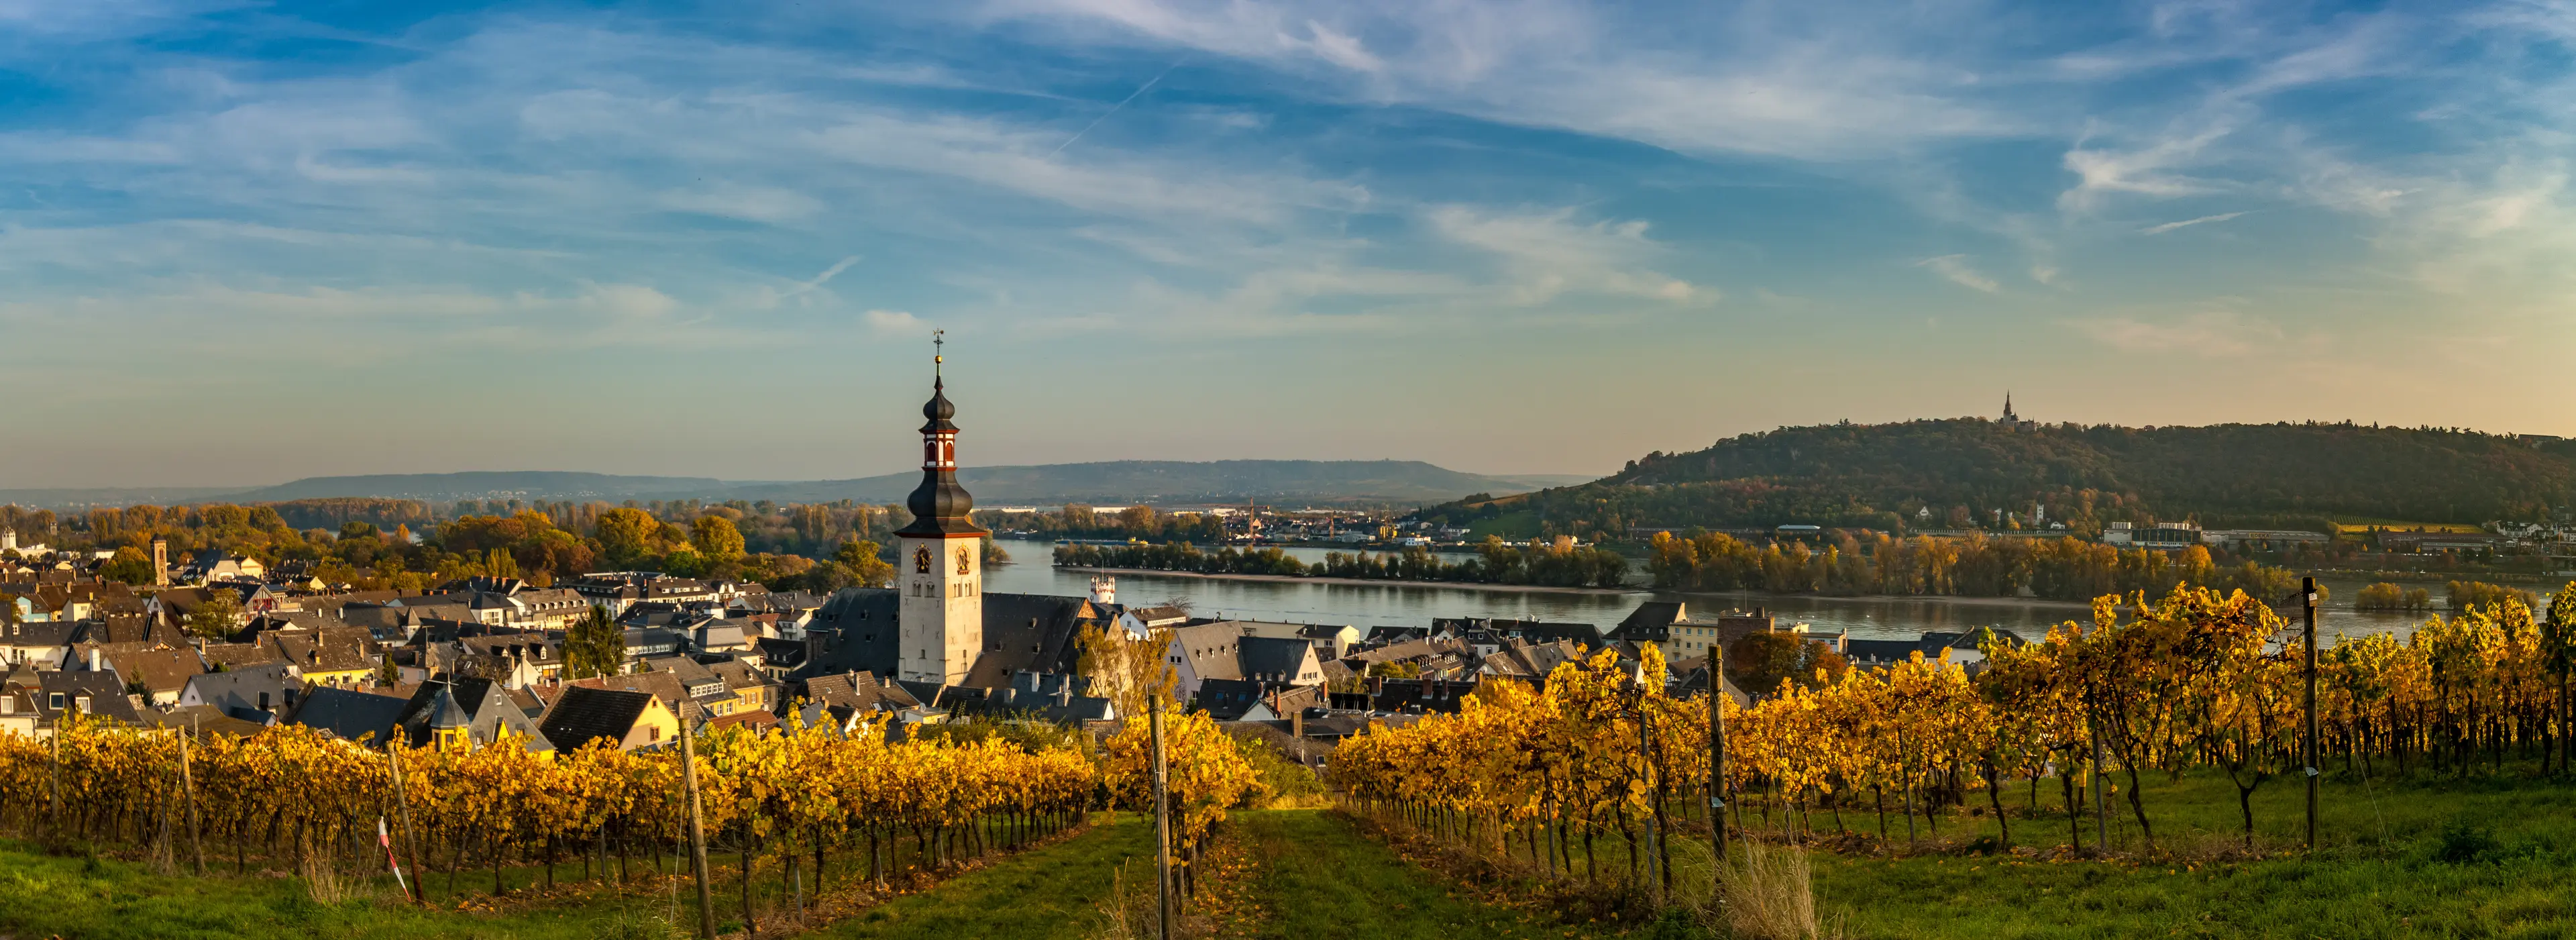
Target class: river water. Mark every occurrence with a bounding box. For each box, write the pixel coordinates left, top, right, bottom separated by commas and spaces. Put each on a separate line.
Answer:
982, 539, 2456, 643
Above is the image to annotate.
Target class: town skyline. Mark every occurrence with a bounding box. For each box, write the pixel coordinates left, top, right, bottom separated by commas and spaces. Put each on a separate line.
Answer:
5, 1, 2573, 488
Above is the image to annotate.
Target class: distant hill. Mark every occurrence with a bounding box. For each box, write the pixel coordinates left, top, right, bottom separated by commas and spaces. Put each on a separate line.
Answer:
0, 487, 245, 510
1417, 419, 2576, 535
0, 461, 1570, 509
722, 460, 1556, 506
215, 472, 732, 504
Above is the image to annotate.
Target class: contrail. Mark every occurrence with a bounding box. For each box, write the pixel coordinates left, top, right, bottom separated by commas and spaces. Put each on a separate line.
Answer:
1049, 56, 1187, 159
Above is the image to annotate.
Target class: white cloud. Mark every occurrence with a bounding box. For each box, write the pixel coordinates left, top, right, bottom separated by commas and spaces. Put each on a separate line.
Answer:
2139, 211, 2247, 235
1427, 205, 1705, 305
1917, 255, 1998, 293
981, 0, 2023, 160
863, 309, 926, 334
2070, 309, 2284, 356
659, 182, 825, 223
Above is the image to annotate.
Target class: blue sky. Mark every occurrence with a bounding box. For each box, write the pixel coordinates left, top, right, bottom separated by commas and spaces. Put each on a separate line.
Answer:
3, 0, 2571, 487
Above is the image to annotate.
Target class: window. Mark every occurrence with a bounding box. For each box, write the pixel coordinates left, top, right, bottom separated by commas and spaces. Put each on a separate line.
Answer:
49, 692, 64, 710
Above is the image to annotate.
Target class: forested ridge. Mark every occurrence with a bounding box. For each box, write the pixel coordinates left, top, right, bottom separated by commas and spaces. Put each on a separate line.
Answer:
1425, 419, 2575, 537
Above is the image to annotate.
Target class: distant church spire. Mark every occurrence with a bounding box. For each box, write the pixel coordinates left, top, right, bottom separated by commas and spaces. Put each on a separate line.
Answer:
2002, 392, 2019, 424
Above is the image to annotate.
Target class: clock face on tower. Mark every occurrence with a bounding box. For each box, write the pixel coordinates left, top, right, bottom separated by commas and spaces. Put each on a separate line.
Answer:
914, 546, 932, 574
956, 547, 973, 575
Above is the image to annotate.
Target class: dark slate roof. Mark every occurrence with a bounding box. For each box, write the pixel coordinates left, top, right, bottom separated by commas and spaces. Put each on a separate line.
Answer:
1, 617, 83, 648
961, 593, 1095, 690
288, 686, 412, 746
1193, 678, 1266, 721
1363, 625, 1431, 645
1237, 636, 1316, 685
38, 670, 143, 723
398, 676, 553, 750
182, 662, 303, 722
539, 686, 656, 751
797, 588, 900, 680
1371, 679, 1477, 715
1611, 602, 1685, 641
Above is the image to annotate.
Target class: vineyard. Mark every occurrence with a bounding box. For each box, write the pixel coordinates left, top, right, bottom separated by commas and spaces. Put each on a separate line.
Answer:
1332, 582, 2576, 922
0, 706, 1276, 937
8, 582, 2576, 938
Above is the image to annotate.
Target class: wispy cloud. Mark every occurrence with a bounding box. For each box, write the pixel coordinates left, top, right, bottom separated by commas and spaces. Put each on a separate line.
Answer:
1917, 255, 1998, 293
2070, 309, 2285, 357
2139, 211, 2248, 235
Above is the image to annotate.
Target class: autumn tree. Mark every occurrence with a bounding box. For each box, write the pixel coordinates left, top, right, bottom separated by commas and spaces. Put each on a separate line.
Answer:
183, 589, 242, 640
691, 515, 746, 561
1725, 631, 1849, 695
834, 539, 894, 588
1078, 625, 1177, 718
98, 547, 156, 585
594, 508, 663, 569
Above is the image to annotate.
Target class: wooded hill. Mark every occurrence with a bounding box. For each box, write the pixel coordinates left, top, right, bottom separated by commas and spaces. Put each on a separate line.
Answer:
1419, 419, 2576, 537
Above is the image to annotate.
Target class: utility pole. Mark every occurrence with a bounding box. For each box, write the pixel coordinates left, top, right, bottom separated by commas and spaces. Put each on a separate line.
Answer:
680, 722, 716, 940
1150, 697, 1173, 940
2304, 576, 2320, 852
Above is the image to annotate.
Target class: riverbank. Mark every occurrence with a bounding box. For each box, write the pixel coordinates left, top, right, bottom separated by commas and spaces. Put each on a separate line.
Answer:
1057, 566, 1643, 596
1668, 587, 2096, 612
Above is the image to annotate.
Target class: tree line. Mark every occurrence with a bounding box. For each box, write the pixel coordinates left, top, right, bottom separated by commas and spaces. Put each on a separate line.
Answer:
1414, 419, 2576, 542
1645, 530, 2304, 602
1053, 537, 1631, 589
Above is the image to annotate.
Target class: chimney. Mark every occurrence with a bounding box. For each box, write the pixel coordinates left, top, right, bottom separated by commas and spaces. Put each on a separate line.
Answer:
1291, 707, 1304, 739
89, 647, 100, 672
1368, 675, 1383, 695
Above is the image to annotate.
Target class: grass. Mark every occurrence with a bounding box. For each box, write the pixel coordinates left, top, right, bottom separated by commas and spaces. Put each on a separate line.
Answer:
1800, 763, 2576, 939
15, 766, 2575, 940
0, 838, 686, 940
812, 814, 1155, 939
1212, 809, 1648, 939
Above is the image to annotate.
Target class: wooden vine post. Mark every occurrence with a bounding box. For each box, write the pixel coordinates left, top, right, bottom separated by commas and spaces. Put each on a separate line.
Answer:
1150, 696, 1173, 940
681, 721, 717, 940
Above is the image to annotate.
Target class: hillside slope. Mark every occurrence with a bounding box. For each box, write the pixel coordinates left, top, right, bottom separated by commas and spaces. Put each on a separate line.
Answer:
217, 471, 729, 503
727, 460, 1547, 505
0, 461, 1566, 509
1419, 419, 2575, 535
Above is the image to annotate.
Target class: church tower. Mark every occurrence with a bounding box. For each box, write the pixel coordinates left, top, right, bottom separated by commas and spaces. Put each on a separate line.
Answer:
896, 337, 986, 686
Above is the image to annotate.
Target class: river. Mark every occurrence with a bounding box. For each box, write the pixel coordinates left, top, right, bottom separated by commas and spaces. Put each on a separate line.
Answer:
981, 539, 2461, 643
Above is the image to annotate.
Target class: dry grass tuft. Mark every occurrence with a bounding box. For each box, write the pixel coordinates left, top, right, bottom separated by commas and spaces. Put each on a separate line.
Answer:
298, 850, 348, 906
1090, 857, 1210, 940
1707, 841, 1843, 940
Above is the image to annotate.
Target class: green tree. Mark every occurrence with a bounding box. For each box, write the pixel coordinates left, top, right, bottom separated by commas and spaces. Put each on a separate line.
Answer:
99, 547, 157, 586
183, 590, 242, 641
564, 604, 625, 680
1724, 631, 1850, 695
484, 547, 519, 579
834, 539, 895, 588
594, 507, 663, 569
690, 515, 746, 561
